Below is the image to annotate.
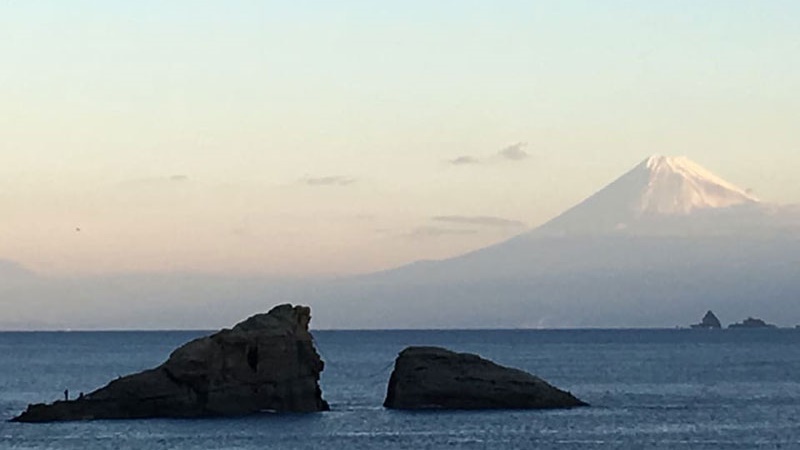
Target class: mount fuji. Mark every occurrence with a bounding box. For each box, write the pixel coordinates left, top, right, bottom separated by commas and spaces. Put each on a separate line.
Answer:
311, 156, 800, 329
3, 156, 798, 330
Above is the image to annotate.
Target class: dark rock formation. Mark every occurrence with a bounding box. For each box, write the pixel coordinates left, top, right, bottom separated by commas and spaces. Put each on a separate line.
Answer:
691, 310, 722, 329
383, 346, 587, 410
13, 304, 329, 422
729, 317, 777, 329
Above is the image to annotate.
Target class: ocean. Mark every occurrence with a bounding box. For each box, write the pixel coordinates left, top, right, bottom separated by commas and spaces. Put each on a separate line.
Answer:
1, 329, 799, 449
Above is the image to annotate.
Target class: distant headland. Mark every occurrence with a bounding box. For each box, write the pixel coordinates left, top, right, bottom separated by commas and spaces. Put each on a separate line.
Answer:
689, 311, 779, 330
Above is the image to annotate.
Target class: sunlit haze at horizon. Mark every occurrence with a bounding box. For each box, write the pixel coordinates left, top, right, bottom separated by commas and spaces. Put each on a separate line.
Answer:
2, 1, 799, 276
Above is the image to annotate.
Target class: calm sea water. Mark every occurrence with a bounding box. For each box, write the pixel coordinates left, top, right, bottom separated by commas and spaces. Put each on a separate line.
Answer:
1, 329, 800, 449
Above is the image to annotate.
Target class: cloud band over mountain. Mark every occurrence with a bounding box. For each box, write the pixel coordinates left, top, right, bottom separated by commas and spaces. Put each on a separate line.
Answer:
432, 215, 527, 228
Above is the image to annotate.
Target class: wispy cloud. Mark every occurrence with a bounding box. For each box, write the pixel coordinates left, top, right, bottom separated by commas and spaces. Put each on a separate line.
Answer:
432, 215, 526, 228
448, 156, 481, 166
497, 142, 529, 161
448, 142, 530, 166
116, 175, 191, 188
403, 226, 479, 239
302, 176, 357, 187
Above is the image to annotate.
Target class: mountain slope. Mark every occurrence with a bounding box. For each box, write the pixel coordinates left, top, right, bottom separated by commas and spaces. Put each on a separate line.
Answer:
315, 156, 800, 328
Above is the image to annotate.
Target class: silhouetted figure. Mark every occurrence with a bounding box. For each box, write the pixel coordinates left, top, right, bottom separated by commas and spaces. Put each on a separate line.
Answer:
78, 392, 84, 400
64, 389, 69, 401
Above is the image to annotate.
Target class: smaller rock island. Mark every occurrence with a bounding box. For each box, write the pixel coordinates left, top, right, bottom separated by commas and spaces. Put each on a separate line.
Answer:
383, 346, 587, 410
729, 317, 777, 329
12, 304, 329, 422
690, 310, 722, 329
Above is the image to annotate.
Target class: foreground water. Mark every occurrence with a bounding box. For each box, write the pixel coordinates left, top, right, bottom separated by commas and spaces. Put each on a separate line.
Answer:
1, 329, 799, 449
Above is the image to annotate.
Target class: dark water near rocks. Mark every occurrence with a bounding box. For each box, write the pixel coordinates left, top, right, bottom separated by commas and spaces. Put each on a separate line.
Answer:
2, 329, 800, 449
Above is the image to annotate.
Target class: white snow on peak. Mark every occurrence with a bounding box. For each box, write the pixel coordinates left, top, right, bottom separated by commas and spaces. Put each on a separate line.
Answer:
535, 155, 761, 235
635, 155, 758, 215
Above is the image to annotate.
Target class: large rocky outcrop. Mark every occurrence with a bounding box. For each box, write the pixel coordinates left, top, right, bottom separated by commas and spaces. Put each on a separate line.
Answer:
383, 346, 587, 410
691, 310, 722, 329
12, 304, 329, 422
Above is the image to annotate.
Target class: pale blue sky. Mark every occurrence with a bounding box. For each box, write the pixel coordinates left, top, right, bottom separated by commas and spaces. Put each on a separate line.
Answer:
1, 1, 798, 275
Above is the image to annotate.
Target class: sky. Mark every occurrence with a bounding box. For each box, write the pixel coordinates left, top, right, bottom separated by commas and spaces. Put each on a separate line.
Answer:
2, 1, 799, 277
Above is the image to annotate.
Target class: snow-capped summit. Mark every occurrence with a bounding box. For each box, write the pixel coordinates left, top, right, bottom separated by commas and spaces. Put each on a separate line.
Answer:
536, 155, 761, 235
637, 155, 758, 214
